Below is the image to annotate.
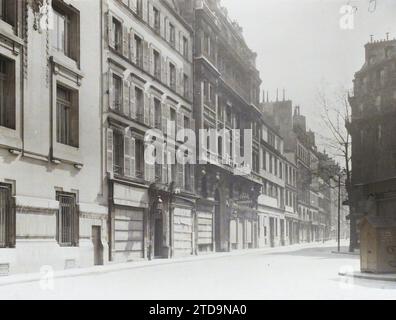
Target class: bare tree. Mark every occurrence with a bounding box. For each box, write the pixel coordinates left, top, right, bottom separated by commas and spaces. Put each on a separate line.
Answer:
316, 87, 357, 252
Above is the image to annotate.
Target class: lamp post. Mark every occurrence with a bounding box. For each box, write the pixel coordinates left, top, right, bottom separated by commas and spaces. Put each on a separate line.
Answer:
337, 174, 341, 253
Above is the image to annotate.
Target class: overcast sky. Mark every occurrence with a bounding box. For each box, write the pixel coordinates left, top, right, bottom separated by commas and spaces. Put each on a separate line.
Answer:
223, 0, 396, 154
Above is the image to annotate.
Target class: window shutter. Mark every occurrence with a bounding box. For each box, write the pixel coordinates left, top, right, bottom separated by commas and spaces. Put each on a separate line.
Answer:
176, 68, 182, 95
189, 164, 195, 193
161, 102, 168, 134
176, 111, 183, 138
162, 149, 168, 184
160, 13, 165, 38
177, 163, 184, 189
161, 56, 166, 84
129, 30, 136, 63
166, 20, 170, 43
123, 79, 130, 116
107, 12, 114, 48
148, 2, 154, 27
129, 82, 136, 119
149, 96, 155, 128
149, 46, 154, 76
7, 195, 16, 248
142, 0, 148, 22
190, 118, 196, 132
73, 203, 80, 247
143, 41, 149, 72
108, 70, 114, 110
106, 128, 114, 175
144, 92, 150, 126
145, 154, 154, 182
122, 25, 129, 58
130, 0, 137, 12
124, 135, 136, 178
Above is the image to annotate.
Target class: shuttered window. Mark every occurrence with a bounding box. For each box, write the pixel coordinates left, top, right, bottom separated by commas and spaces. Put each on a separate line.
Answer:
0, 56, 15, 130
0, 184, 15, 249
56, 193, 79, 247
0, 0, 15, 26
56, 85, 79, 147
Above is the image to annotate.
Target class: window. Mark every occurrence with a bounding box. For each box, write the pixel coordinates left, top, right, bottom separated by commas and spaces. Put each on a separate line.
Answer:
154, 50, 161, 79
56, 193, 79, 247
153, 7, 160, 32
57, 85, 79, 147
137, 0, 143, 17
135, 87, 144, 122
0, 0, 15, 26
262, 149, 266, 170
113, 130, 124, 176
183, 116, 190, 131
135, 139, 145, 178
52, 1, 79, 61
112, 74, 122, 112
112, 18, 122, 53
169, 63, 176, 90
183, 36, 189, 58
0, 56, 15, 130
135, 35, 143, 68
0, 184, 15, 248
183, 74, 189, 98
169, 23, 175, 47
154, 98, 161, 129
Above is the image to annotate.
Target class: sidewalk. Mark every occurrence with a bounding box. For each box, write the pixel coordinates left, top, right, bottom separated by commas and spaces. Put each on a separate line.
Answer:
0, 241, 345, 287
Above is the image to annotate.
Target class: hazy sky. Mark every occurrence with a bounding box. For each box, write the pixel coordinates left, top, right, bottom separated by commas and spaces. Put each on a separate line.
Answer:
223, 0, 396, 153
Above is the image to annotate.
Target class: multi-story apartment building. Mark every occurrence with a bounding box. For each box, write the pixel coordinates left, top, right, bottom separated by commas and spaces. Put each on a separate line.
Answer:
177, 0, 262, 253
103, 0, 196, 261
0, 0, 107, 274
348, 38, 396, 246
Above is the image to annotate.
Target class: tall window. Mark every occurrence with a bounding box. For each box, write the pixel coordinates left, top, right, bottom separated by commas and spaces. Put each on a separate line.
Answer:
56, 193, 79, 247
183, 74, 189, 98
113, 130, 124, 176
135, 35, 143, 68
113, 18, 122, 53
0, 184, 14, 248
57, 85, 79, 147
169, 23, 175, 47
0, 56, 15, 130
51, 2, 79, 61
153, 50, 161, 79
135, 139, 145, 178
135, 87, 144, 122
183, 36, 189, 59
112, 74, 122, 112
154, 98, 161, 129
169, 63, 176, 90
153, 6, 160, 33
137, 0, 143, 17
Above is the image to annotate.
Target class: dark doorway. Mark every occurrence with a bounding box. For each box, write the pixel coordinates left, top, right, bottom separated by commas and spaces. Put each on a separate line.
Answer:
214, 189, 221, 252
92, 226, 103, 266
154, 216, 163, 258
269, 217, 275, 248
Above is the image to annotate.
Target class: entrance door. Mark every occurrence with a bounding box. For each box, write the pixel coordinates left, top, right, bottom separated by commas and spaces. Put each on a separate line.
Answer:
269, 218, 275, 247
154, 216, 163, 258
92, 226, 103, 266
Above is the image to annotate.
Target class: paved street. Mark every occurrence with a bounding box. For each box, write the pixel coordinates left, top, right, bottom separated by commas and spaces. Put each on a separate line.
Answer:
0, 242, 395, 300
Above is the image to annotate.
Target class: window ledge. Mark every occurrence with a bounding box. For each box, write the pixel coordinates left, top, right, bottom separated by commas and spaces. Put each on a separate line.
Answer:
52, 142, 83, 166
0, 127, 22, 150
0, 21, 23, 46
51, 53, 84, 84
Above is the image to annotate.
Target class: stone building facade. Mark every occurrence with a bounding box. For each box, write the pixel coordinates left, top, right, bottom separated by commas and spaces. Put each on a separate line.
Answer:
103, 0, 196, 261
177, 0, 262, 253
348, 38, 396, 241
0, 0, 107, 275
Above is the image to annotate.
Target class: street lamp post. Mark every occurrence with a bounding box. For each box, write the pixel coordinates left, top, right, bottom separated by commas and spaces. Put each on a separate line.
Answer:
337, 175, 341, 253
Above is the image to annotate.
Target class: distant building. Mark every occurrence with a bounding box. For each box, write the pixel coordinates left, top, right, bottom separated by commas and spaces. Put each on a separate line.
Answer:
348, 38, 396, 242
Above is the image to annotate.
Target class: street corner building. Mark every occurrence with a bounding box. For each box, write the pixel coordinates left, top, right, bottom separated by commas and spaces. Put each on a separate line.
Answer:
348, 37, 396, 245
0, 0, 340, 275
0, 0, 108, 274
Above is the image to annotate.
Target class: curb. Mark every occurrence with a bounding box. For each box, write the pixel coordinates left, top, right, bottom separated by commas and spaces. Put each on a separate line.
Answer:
0, 242, 346, 287
338, 271, 396, 282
